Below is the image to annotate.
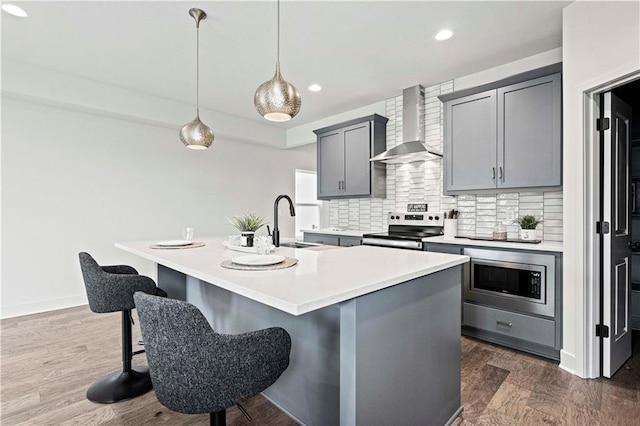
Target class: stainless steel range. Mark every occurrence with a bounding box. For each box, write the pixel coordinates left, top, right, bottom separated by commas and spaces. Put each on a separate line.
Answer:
362, 212, 444, 250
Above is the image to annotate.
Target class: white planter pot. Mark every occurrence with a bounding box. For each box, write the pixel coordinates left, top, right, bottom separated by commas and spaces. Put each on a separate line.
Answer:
519, 229, 538, 241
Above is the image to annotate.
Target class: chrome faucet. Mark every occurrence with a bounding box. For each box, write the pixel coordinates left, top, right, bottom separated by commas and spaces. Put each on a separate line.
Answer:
273, 194, 296, 247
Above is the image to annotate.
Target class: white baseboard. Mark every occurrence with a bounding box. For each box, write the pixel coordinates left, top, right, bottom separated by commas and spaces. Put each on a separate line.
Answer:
559, 349, 578, 376
1, 294, 88, 319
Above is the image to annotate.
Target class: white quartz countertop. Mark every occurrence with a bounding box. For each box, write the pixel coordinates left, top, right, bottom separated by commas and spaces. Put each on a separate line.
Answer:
301, 229, 370, 237
116, 237, 469, 316
424, 236, 563, 253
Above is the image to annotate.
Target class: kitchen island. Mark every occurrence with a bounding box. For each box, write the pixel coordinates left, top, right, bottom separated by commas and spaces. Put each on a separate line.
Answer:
116, 237, 469, 426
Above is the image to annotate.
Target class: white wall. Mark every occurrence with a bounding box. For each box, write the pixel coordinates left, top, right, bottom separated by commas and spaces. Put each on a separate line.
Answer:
562, 1, 640, 377
1, 98, 315, 318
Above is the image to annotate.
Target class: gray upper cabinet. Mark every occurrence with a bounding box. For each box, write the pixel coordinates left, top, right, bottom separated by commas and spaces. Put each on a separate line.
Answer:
498, 74, 562, 189
440, 64, 562, 194
314, 114, 388, 200
445, 90, 497, 191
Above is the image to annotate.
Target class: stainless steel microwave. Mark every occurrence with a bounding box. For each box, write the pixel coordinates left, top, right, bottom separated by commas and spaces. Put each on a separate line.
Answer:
464, 248, 556, 318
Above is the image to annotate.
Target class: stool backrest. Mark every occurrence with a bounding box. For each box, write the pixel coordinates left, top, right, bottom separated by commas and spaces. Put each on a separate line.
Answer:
133, 292, 227, 414
79, 252, 150, 313
134, 292, 292, 416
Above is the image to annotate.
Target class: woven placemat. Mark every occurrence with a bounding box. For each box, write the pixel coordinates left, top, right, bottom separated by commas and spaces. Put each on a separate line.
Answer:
150, 242, 206, 250
221, 257, 298, 271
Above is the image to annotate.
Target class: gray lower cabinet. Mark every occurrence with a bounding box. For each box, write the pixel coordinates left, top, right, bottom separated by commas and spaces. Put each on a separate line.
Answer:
304, 234, 340, 246
303, 233, 362, 247
441, 65, 562, 194
463, 303, 556, 348
426, 242, 562, 360
314, 114, 388, 200
339, 236, 362, 247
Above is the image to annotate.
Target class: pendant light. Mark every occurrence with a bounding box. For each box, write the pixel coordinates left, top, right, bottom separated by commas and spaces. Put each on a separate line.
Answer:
254, 0, 301, 122
179, 8, 214, 150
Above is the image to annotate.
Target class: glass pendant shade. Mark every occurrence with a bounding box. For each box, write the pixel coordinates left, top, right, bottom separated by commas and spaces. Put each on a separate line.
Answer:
254, 0, 301, 122
180, 8, 214, 149
180, 111, 214, 149
254, 63, 301, 121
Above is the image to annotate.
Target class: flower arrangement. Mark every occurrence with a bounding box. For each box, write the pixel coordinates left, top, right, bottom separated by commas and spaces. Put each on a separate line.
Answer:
227, 212, 267, 232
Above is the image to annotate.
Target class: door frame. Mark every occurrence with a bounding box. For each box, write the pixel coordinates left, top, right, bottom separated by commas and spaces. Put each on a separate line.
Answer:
584, 71, 640, 378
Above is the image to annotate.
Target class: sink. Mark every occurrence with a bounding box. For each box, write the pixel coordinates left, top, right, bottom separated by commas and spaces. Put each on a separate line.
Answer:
279, 241, 321, 249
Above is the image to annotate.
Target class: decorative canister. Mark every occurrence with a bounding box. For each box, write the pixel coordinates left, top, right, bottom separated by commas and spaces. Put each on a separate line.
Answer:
492, 222, 508, 240
241, 231, 255, 247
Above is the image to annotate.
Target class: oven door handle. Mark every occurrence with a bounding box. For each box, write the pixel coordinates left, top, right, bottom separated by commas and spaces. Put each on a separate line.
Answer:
362, 238, 423, 250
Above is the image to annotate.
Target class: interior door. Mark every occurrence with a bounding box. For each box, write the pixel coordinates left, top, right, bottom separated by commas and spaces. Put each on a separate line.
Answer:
602, 91, 633, 378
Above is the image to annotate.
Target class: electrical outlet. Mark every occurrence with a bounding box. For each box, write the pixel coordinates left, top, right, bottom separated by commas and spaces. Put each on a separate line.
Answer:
506, 209, 516, 221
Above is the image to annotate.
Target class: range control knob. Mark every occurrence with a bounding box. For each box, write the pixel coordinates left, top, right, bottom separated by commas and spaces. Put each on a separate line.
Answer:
434, 216, 440, 221
428, 216, 433, 220
391, 215, 396, 220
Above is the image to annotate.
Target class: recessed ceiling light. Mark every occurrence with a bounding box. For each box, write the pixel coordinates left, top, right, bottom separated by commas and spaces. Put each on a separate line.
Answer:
308, 84, 322, 92
435, 29, 453, 41
2, 4, 28, 17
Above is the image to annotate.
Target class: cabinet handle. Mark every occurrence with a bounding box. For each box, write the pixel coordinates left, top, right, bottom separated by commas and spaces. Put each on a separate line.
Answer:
492, 167, 496, 179
499, 166, 503, 181
338, 181, 341, 190
496, 320, 513, 327
342, 180, 346, 191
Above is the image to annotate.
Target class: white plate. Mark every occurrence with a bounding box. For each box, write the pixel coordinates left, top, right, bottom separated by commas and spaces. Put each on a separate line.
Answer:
155, 240, 193, 247
222, 241, 275, 253
232, 254, 285, 266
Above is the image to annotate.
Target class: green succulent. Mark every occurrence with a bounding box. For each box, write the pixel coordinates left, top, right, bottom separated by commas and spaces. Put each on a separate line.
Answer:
516, 215, 542, 230
227, 212, 267, 232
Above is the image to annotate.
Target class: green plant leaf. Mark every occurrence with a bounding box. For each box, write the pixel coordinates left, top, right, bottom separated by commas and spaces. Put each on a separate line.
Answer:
516, 215, 542, 230
227, 212, 268, 232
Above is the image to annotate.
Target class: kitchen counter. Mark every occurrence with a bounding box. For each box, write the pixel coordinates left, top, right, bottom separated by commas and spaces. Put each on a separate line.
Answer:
116, 237, 468, 315
425, 235, 564, 252
116, 236, 468, 425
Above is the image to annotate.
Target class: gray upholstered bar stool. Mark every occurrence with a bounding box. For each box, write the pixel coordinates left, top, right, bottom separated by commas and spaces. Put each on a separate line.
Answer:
133, 292, 291, 426
78, 252, 167, 403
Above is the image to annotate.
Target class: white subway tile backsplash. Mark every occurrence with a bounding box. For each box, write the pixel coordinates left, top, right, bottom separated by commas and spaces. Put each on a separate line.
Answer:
325, 81, 563, 241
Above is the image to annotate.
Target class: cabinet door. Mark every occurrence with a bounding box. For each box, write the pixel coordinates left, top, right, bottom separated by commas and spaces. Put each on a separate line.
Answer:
303, 233, 340, 246
317, 130, 344, 198
444, 90, 497, 192
339, 236, 362, 247
343, 122, 372, 197
497, 73, 562, 188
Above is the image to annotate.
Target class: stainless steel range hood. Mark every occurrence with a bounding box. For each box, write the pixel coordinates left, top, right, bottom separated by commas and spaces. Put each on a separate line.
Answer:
370, 85, 443, 164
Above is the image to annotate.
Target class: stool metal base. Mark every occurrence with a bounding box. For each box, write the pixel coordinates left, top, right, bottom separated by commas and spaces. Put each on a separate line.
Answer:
86, 366, 153, 403
210, 410, 226, 426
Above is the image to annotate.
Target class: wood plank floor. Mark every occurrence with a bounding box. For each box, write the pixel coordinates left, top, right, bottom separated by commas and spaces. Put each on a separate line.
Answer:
2, 305, 640, 425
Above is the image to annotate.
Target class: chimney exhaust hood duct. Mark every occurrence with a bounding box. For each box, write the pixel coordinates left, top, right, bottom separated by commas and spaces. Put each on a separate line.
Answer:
370, 85, 443, 164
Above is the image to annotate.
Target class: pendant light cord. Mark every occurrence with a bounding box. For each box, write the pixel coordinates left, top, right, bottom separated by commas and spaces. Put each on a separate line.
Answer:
277, 0, 280, 66
196, 21, 200, 115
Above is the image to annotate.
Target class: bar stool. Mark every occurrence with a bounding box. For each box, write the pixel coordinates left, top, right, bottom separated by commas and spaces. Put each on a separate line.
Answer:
79, 252, 167, 403
133, 292, 291, 426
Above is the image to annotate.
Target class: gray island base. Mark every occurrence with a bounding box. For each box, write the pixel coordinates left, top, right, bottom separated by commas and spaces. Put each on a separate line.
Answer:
159, 264, 463, 426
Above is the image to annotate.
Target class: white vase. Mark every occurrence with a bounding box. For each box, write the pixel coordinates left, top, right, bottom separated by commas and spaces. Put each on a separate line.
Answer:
519, 229, 537, 241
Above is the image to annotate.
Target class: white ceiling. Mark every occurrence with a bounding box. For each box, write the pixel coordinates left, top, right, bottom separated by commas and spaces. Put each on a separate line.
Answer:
2, 1, 570, 129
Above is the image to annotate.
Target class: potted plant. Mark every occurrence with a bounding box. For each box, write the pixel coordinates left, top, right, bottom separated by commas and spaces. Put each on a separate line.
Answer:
227, 212, 267, 247
516, 215, 542, 241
